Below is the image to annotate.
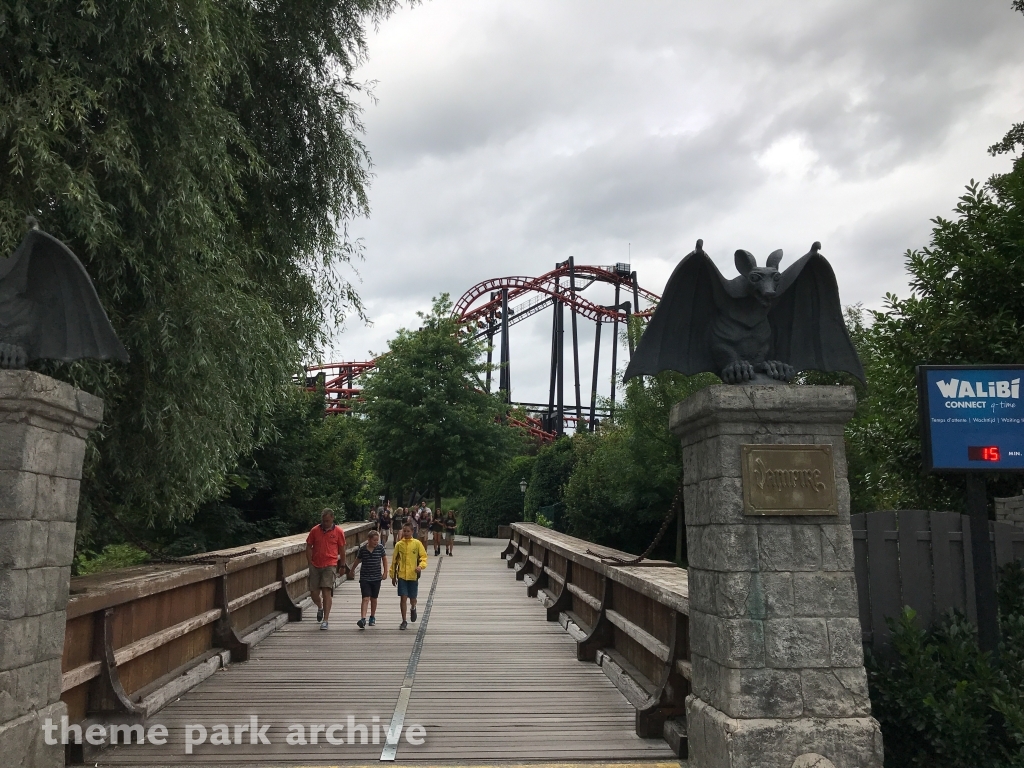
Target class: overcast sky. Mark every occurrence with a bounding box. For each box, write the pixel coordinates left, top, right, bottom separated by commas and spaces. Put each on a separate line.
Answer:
329, 0, 1024, 411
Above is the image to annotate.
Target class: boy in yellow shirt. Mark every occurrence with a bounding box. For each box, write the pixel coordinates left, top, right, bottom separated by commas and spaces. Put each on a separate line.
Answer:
390, 524, 428, 630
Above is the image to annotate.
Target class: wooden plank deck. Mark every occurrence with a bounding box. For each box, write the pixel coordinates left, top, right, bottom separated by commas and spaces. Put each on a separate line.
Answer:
96, 537, 676, 765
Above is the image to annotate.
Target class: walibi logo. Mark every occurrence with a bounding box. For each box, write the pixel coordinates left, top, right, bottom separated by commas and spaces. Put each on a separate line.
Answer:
935, 376, 1021, 409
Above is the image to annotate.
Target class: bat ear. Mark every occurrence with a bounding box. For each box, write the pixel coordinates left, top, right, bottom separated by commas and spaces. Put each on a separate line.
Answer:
766, 249, 783, 269
734, 249, 756, 276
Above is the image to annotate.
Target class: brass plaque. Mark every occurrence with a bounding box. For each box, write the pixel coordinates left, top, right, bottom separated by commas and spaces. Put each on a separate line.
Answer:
741, 444, 837, 516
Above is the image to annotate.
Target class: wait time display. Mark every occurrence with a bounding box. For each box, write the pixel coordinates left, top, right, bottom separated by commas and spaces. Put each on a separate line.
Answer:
917, 365, 1024, 473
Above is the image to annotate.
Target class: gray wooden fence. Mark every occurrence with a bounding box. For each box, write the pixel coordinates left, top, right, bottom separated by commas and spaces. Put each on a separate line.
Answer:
852, 510, 1024, 651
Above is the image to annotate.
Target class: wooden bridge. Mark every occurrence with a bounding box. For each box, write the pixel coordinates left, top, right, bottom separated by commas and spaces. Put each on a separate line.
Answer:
61, 523, 690, 765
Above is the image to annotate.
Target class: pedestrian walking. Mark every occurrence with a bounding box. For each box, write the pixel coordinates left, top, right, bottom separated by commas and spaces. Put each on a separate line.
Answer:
390, 524, 427, 630
444, 509, 457, 556
416, 502, 431, 547
353, 531, 388, 629
430, 508, 444, 556
391, 507, 404, 548
379, 505, 392, 546
409, 505, 419, 540
305, 509, 347, 630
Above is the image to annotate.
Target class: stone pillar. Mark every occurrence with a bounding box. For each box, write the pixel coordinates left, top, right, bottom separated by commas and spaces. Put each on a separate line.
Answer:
0, 371, 103, 768
670, 385, 883, 768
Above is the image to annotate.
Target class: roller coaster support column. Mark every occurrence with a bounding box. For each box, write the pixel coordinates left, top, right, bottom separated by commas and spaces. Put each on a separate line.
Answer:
547, 289, 558, 431
499, 288, 511, 402
485, 292, 496, 393
610, 282, 620, 423
589, 319, 601, 431
569, 257, 583, 424
629, 271, 640, 356
556, 291, 564, 435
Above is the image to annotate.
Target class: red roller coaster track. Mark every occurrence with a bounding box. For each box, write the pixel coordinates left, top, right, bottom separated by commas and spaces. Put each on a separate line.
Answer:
305, 260, 661, 440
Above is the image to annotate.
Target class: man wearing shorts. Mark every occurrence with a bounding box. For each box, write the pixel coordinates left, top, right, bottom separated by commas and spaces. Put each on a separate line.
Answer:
305, 509, 347, 630
391, 508, 404, 546
417, 502, 431, 548
390, 524, 427, 630
444, 509, 457, 556
353, 531, 387, 629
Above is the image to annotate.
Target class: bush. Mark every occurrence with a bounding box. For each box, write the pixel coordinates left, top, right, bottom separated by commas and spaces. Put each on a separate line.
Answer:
461, 455, 536, 537
74, 544, 150, 576
868, 561, 1024, 767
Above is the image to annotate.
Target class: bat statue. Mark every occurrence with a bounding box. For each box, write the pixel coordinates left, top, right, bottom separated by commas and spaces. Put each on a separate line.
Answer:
0, 218, 128, 368
624, 239, 863, 385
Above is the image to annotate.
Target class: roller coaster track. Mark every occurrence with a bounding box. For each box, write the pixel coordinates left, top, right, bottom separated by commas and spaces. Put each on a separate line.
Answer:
457, 264, 658, 338
305, 260, 661, 438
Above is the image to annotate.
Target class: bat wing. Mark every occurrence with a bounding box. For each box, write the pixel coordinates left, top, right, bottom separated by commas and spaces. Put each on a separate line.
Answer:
2, 230, 129, 363
624, 248, 726, 381
769, 249, 864, 382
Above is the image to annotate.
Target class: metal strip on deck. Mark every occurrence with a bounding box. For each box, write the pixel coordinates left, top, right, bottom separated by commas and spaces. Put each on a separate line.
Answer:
381, 558, 444, 761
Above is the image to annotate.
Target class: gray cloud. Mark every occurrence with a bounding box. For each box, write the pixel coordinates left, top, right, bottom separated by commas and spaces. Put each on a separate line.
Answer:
330, 0, 1024, 406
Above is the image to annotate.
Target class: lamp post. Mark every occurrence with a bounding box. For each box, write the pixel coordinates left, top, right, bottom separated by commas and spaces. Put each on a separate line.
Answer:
519, 478, 528, 521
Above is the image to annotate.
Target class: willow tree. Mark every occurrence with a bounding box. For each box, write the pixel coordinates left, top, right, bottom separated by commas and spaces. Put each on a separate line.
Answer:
0, 0, 398, 536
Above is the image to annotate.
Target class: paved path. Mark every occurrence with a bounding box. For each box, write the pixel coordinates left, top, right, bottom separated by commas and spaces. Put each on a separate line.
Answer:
97, 537, 677, 765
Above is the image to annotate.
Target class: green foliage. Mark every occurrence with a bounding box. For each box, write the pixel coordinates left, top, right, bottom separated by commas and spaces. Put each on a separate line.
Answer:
153, 388, 378, 556
844, 141, 1024, 509
562, 367, 715, 555
360, 295, 519, 501
868, 562, 1024, 768
0, 0, 397, 540
73, 544, 150, 576
524, 438, 575, 523
461, 454, 536, 537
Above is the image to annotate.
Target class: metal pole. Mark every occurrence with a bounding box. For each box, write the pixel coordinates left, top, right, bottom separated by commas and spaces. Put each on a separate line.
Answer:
610, 283, 620, 422
548, 280, 559, 430
499, 288, 511, 402
556, 296, 564, 435
569, 257, 583, 428
485, 292, 495, 393
627, 271, 640, 356
967, 473, 1000, 655
589, 319, 602, 431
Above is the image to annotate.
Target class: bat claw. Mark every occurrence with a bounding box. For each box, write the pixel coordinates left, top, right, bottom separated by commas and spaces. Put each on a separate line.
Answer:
0, 342, 28, 369
763, 360, 794, 382
722, 360, 756, 384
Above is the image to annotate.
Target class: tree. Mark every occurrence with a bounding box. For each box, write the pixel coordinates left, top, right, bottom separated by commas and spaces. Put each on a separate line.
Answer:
845, 116, 1024, 511
359, 295, 519, 508
462, 455, 536, 537
562, 351, 716, 557
0, 0, 397, 538
153, 388, 379, 556
523, 438, 576, 526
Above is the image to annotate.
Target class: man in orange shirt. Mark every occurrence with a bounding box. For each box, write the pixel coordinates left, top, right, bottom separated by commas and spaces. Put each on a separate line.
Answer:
305, 508, 347, 630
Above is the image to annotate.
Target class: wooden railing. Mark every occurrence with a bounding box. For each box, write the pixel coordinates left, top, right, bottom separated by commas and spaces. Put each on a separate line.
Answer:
61, 521, 375, 733
501, 523, 690, 758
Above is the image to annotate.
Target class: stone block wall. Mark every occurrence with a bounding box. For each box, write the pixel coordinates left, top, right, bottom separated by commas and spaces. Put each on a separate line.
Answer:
671, 385, 883, 768
0, 371, 102, 768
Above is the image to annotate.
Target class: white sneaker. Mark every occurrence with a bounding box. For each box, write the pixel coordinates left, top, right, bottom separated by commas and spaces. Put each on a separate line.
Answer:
320, 621, 328, 630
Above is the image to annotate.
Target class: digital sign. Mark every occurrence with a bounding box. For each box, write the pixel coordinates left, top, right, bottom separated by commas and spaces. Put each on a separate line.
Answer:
918, 365, 1024, 473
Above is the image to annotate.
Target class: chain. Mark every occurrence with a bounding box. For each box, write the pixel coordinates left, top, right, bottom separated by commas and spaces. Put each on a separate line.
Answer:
585, 475, 684, 566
